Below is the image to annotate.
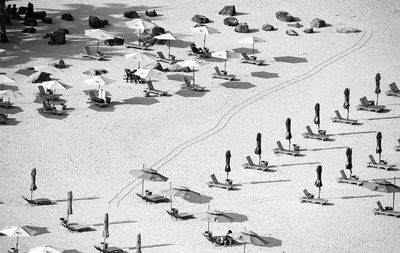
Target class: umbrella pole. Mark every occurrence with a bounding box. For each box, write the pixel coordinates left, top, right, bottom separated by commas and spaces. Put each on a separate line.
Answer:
393, 177, 396, 210
30, 190, 33, 201
252, 43, 254, 55
169, 181, 173, 210
224, 59, 227, 72
244, 243, 246, 253
203, 34, 206, 48
289, 139, 291, 150
138, 31, 141, 45
97, 39, 99, 52
193, 67, 195, 85
318, 187, 321, 199
168, 40, 171, 58
142, 179, 144, 196
347, 108, 349, 119
207, 221, 209, 233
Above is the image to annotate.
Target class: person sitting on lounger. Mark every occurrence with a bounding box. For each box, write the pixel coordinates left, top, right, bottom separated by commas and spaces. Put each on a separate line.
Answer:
224, 230, 233, 246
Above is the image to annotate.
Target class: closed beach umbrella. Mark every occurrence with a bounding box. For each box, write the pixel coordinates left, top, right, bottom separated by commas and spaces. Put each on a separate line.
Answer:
254, 133, 262, 165
313, 103, 320, 131
84, 29, 114, 52
102, 213, 109, 247
343, 88, 350, 119
234, 230, 271, 253
28, 245, 61, 253
225, 150, 231, 180
30, 168, 37, 201
124, 51, 155, 69
0, 226, 44, 252
125, 19, 155, 45
345, 148, 353, 178
315, 165, 323, 199
130, 164, 168, 195
191, 25, 219, 48
67, 191, 73, 225
210, 50, 239, 72
363, 179, 400, 210
375, 73, 381, 105
154, 32, 176, 58
134, 68, 167, 81
238, 35, 266, 55
0, 74, 15, 90
285, 118, 292, 150
83, 76, 116, 95
376, 132, 382, 162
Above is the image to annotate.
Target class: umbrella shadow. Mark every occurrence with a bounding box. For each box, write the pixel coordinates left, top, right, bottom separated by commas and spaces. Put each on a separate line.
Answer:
1, 106, 23, 115
257, 236, 282, 247
92, 220, 136, 226
0, 118, 21, 126
331, 130, 376, 136
39, 112, 70, 120
170, 39, 192, 49
126, 243, 174, 250
224, 212, 248, 222
364, 115, 400, 121
25, 226, 51, 236
202, 57, 226, 63
301, 146, 348, 152
167, 74, 193, 82
184, 194, 213, 204
275, 162, 320, 167
175, 89, 209, 98
122, 97, 159, 105
250, 71, 280, 79
333, 194, 383, 200
88, 101, 123, 112
274, 56, 308, 63
63, 250, 84, 253
248, 28, 260, 33
235, 12, 250, 16
242, 179, 291, 185
16, 69, 36, 76
232, 47, 260, 55
220, 81, 256, 89
83, 89, 112, 97
55, 196, 100, 202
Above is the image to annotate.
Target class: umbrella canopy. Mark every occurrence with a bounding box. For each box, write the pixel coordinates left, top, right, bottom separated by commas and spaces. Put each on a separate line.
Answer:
134, 69, 167, 81
124, 52, 155, 68
83, 76, 116, 88
285, 118, 292, 149
102, 213, 109, 242
130, 164, 168, 195
30, 168, 37, 200
154, 33, 176, 58
375, 73, 381, 95
211, 50, 239, 72
238, 35, 266, 55
343, 88, 350, 119
376, 132, 382, 160
0, 90, 23, 100
136, 233, 142, 253
345, 148, 353, 177
234, 230, 269, 246
363, 179, 400, 210
177, 59, 206, 85
313, 103, 320, 131
254, 133, 262, 165
225, 150, 231, 178
84, 29, 114, 40
197, 209, 234, 223
0, 74, 15, 88
41, 81, 67, 92
191, 25, 219, 48
126, 19, 155, 31
161, 186, 200, 199
28, 245, 61, 253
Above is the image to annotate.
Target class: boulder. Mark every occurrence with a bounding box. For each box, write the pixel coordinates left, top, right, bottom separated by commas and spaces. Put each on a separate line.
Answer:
123, 10, 139, 19
151, 26, 165, 36
18, 7, 27, 15
336, 26, 361, 33
287, 22, 303, 28
33, 11, 46, 19
23, 18, 37, 26
104, 36, 124, 46
234, 23, 249, 33
276, 11, 295, 22
218, 5, 236, 16
61, 13, 73, 21
48, 30, 66, 45
22, 27, 36, 33
145, 9, 157, 17
191, 14, 210, 24
89, 16, 107, 28
223, 17, 238, 26
50, 59, 66, 69
286, 29, 298, 36
29, 72, 51, 83
58, 28, 69, 34
261, 23, 275, 31
311, 18, 326, 28
42, 17, 52, 24
303, 27, 314, 34
83, 69, 108, 76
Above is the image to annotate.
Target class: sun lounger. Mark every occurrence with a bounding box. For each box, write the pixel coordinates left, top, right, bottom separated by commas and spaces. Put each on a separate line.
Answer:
396, 138, 400, 151
38, 100, 67, 116
60, 218, 93, 232
211, 66, 236, 80
125, 42, 150, 50
156, 51, 177, 64
240, 53, 265, 65
94, 245, 125, 253
0, 98, 12, 108
203, 231, 236, 246
181, 77, 205, 91
299, 189, 328, 205
356, 96, 385, 112
366, 154, 394, 170
207, 174, 235, 190
331, 110, 358, 125
144, 81, 167, 97
336, 170, 365, 186
242, 156, 272, 171
166, 208, 194, 220
37, 85, 61, 100
385, 82, 400, 97
187, 43, 210, 58
273, 141, 300, 156
136, 192, 170, 203
22, 196, 54, 205
88, 91, 109, 107
302, 125, 330, 141
81, 45, 104, 61
373, 201, 400, 217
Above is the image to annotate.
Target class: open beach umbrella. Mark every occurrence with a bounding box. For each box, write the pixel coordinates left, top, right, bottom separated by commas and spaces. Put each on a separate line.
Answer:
125, 19, 155, 45
102, 213, 109, 247
83, 76, 116, 90
66, 191, 73, 225
0, 226, 44, 252
345, 148, 353, 178
238, 35, 266, 55
124, 52, 155, 68
154, 33, 176, 58
196, 209, 234, 233
211, 50, 239, 72
136, 233, 142, 253
191, 25, 219, 48
177, 59, 205, 85
225, 150, 231, 180
285, 118, 292, 150
134, 68, 167, 81
28, 245, 61, 253
315, 165, 323, 199
41, 80, 67, 95
130, 164, 168, 196
0, 74, 15, 90
234, 230, 272, 252
375, 73, 381, 105
30, 168, 37, 201
343, 88, 350, 119
161, 185, 201, 209
254, 133, 262, 165
363, 179, 400, 210
0, 48, 5, 53
0, 90, 23, 108
84, 29, 114, 51
376, 132, 382, 162
313, 103, 320, 132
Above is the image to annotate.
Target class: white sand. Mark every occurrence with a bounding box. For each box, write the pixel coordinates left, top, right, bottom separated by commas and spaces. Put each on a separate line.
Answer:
1, 0, 400, 252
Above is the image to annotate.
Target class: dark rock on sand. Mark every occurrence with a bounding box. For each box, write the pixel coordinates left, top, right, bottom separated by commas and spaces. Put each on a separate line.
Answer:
33, 11, 46, 20
261, 23, 275, 31
89, 16, 108, 29
61, 13, 73, 21
124, 11, 139, 19
42, 17, 52, 24
192, 14, 210, 24
22, 27, 36, 33
311, 18, 326, 28
336, 26, 361, 33
303, 27, 314, 34
234, 23, 249, 33
30, 72, 51, 83
287, 22, 303, 28
286, 29, 298, 36
151, 26, 165, 36
276, 11, 295, 22
48, 30, 66, 45
23, 18, 38, 26
50, 60, 66, 69
219, 5, 236, 16
224, 17, 238, 26
145, 9, 158, 17
104, 37, 124, 46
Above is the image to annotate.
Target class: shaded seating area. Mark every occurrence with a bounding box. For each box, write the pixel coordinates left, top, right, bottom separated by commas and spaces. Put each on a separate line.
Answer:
22, 196, 54, 206
81, 45, 104, 61
207, 174, 236, 190
0, 98, 13, 108
38, 100, 67, 116
181, 77, 205, 92
0, 113, 9, 124
88, 91, 110, 107
242, 156, 272, 171
302, 125, 330, 141
37, 85, 61, 100
331, 110, 358, 125
203, 231, 236, 246
166, 208, 194, 220
211, 66, 236, 80
136, 190, 170, 203
300, 189, 328, 205
356, 96, 385, 112
386, 82, 400, 97
240, 53, 264, 65
366, 154, 395, 170
273, 141, 300, 156
336, 170, 365, 186
373, 201, 400, 218
156, 51, 177, 64
144, 81, 168, 97
187, 43, 211, 58
60, 218, 93, 232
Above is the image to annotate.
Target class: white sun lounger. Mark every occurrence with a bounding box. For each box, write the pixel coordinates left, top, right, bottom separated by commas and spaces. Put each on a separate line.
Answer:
273, 141, 300, 156
242, 156, 272, 171
331, 110, 358, 125
302, 125, 330, 141
366, 155, 395, 170
385, 82, 400, 97
207, 174, 235, 190
373, 201, 400, 217
336, 170, 365, 186
356, 96, 385, 112
299, 189, 328, 205
211, 66, 236, 80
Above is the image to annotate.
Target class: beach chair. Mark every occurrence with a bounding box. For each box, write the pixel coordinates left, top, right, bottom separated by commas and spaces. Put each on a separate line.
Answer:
356, 96, 385, 112
37, 85, 61, 100
81, 45, 104, 61
203, 231, 236, 246
211, 66, 236, 80
188, 43, 210, 58
181, 77, 205, 91
88, 91, 108, 107
136, 191, 170, 204
331, 110, 358, 125
166, 208, 194, 220
385, 82, 400, 97
366, 154, 394, 170
125, 42, 150, 50
60, 218, 93, 232
0, 97, 12, 108
242, 156, 271, 171
156, 51, 177, 64
300, 189, 328, 205
38, 100, 67, 116
395, 138, 400, 151
22, 196, 54, 206
144, 81, 167, 97
302, 125, 330, 141
373, 201, 400, 217
336, 170, 365, 186
94, 245, 125, 253
207, 174, 235, 190
240, 53, 265, 65
273, 141, 300, 156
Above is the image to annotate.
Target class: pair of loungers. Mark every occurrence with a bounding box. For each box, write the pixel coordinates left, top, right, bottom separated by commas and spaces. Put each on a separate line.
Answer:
125, 41, 150, 51
136, 191, 170, 204
156, 51, 177, 65
181, 77, 205, 92
396, 139, 400, 151
81, 46, 105, 61
166, 208, 194, 220
367, 155, 395, 170
374, 201, 400, 218
144, 81, 168, 97
0, 113, 9, 124
331, 110, 358, 125
0, 99, 12, 108
88, 91, 111, 108
300, 189, 328, 205
38, 100, 67, 116
273, 141, 300, 156
207, 174, 240, 190
356, 96, 385, 112
303, 125, 331, 141
37, 85, 62, 100
211, 67, 236, 81
242, 156, 273, 171
385, 82, 400, 97
203, 231, 236, 246
188, 43, 211, 58
337, 170, 366, 186
240, 53, 265, 65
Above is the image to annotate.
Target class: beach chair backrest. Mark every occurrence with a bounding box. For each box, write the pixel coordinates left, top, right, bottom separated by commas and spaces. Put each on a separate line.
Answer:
276, 141, 284, 150
306, 125, 313, 135
398, 138, 400, 145
189, 43, 199, 54
183, 77, 190, 86
376, 201, 385, 211
360, 97, 369, 107
241, 53, 250, 60
42, 100, 50, 110
246, 156, 254, 166
389, 82, 399, 93
210, 174, 218, 184
335, 110, 342, 119
38, 85, 46, 95
84, 45, 92, 55
340, 170, 348, 180
157, 51, 165, 59
88, 91, 96, 99
369, 154, 377, 164
214, 66, 222, 75
147, 81, 155, 90
303, 189, 312, 199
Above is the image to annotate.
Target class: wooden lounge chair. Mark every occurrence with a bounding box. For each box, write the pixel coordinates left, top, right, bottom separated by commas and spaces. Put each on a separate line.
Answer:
300, 189, 328, 205
81, 45, 104, 61
242, 156, 272, 171
187, 43, 210, 58
331, 110, 358, 125
38, 100, 67, 116
356, 96, 385, 112
60, 218, 93, 232
366, 155, 394, 170
88, 91, 109, 108
136, 192, 170, 203
181, 77, 205, 91
22, 196, 54, 205
302, 125, 330, 141
373, 201, 400, 217
207, 174, 235, 190
166, 208, 194, 220
156, 51, 177, 64
37, 85, 61, 100
240, 53, 264, 65
144, 81, 167, 97
202, 231, 236, 246
385, 82, 400, 97
336, 170, 365, 186
94, 245, 125, 253
125, 42, 150, 50
211, 66, 236, 80
273, 141, 300, 156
